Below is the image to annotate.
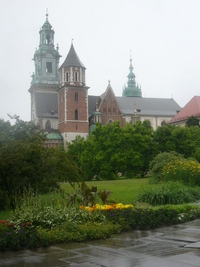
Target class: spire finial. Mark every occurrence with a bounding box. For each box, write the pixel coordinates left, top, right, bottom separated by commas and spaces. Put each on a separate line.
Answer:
71, 39, 74, 45
129, 54, 133, 71
108, 80, 110, 85
46, 9, 48, 21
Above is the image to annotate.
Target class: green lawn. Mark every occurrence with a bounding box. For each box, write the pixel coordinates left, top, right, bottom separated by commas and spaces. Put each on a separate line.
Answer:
0, 178, 155, 220
60, 177, 156, 204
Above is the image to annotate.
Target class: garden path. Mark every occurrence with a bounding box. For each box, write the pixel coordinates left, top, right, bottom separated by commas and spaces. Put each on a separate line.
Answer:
1, 219, 200, 266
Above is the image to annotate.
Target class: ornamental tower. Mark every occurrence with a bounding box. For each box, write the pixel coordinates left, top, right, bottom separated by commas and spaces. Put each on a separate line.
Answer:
122, 56, 142, 97
29, 13, 61, 130
58, 43, 89, 145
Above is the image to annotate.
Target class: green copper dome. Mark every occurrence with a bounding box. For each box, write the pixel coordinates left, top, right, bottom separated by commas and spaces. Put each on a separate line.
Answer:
122, 57, 142, 97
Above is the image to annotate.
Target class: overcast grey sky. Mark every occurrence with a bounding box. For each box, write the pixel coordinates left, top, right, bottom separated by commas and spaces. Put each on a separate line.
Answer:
1, 0, 200, 122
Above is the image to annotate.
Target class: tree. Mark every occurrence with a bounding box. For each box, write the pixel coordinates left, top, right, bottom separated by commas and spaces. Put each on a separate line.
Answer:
186, 116, 199, 127
0, 117, 81, 209
67, 121, 158, 179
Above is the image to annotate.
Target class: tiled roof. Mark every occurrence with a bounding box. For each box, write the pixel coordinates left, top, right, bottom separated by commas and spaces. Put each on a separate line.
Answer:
117, 97, 181, 116
170, 96, 200, 122
88, 95, 181, 118
61, 44, 85, 68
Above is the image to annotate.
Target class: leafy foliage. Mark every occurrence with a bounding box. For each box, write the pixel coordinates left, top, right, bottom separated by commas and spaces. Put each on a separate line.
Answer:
0, 117, 81, 209
149, 151, 184, 182
137, 182, 200, 205
186, 116, 200, 127
153, 124, 200, 160
67, 182, 112, 206
67, 121, 157, 179
162, 158, 200, 186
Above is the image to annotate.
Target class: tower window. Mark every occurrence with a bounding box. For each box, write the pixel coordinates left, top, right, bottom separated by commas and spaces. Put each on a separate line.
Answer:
45, 120, 51, 130
75, 109, 78, 120
75, 72, 78, 82
46, 62, 52, 73
46, 34, 50, 44
75, 92, 78, 102
66, 72, 69, 81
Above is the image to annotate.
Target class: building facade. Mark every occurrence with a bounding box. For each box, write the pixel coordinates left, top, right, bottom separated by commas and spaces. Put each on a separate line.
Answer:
29, 15, 181, 145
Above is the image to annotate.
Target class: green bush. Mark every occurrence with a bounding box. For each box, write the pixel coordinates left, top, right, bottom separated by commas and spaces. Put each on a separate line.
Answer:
0, 220, 40, 251
137, 182, 200, 205
163, 158, 200, 186
38, 222, 121, 246
104, 204, 200, 230
149, 152, 184, 182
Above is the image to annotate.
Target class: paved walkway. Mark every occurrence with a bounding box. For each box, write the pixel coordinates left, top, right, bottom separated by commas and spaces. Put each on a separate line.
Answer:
1, 219, 200, 266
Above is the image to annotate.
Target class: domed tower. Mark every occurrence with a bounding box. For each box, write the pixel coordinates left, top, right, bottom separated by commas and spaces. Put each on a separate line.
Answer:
58, 42, 89, 144
122, 56, 142, 97
29, 13, 61, 130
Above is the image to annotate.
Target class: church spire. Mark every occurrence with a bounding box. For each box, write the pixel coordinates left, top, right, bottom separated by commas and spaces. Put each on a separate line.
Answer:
122, 55, 142, 97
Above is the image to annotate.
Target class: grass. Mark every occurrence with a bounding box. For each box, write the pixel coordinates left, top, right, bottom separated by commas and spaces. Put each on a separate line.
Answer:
0, 178, 154, 220
60, 177, 156, 203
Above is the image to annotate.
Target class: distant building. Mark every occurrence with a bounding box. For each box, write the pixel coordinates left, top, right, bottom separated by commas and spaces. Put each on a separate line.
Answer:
169, 96, 200, 126
29, 14, 181, 146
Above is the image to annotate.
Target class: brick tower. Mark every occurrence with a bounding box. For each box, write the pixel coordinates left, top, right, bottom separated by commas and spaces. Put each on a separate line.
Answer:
58, 42, 89, 145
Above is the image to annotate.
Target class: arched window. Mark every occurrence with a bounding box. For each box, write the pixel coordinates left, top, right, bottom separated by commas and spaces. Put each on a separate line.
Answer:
45, 120, 51, 130
75, 72, 78, 82
108, 118, 114, 124
75, 109, 78, 120
75, 92, 78, 102
66, 72, 69, 81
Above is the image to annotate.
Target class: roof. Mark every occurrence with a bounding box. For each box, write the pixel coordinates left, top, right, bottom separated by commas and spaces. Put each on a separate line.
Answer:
88, 95, 181, 117
88, 95, 102, 117
170, 96, 200, 122
45, 132, 63, 140
61, 44, 85, 68
35, 92, 58, 117
117, 97, 181, 116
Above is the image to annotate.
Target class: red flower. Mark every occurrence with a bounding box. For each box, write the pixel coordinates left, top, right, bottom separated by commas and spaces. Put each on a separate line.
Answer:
8, 223, 15, 228
0, 220, 7, 224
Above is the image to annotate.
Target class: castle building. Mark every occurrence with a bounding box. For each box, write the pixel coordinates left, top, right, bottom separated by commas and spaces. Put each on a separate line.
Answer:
29, 15, 181, 146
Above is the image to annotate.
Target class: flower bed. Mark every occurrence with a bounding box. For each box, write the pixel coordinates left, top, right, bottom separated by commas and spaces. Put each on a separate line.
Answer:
1, 204, 200, 251
80, 203, 134, 212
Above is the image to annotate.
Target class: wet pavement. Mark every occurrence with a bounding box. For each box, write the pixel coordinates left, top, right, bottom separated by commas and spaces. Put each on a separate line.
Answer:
1, 219, 200, 266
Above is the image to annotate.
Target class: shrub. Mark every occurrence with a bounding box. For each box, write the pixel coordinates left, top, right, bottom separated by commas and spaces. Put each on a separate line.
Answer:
0, 220, 40, 251
149, 152, 184, 182
163, 159, 200, 186
10, 206, 106, 230
37, 221, 122, 245
137, 182, 200, 205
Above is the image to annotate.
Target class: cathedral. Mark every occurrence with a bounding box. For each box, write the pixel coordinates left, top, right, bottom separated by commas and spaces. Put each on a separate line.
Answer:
29, 14, 181, 147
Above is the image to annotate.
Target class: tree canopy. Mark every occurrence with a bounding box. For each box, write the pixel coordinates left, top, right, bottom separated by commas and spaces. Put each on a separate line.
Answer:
0, 116, 81, 209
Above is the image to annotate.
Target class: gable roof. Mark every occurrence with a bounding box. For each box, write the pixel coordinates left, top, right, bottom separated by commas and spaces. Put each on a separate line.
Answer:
117, 97, 181, 116
170, 96, 200, 122
99, 83, 123, 114
60, 44, 85, 68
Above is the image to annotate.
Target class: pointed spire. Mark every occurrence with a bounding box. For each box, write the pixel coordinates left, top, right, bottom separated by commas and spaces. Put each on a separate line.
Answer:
61, 43, 85, 68
122, 55, 142, 97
